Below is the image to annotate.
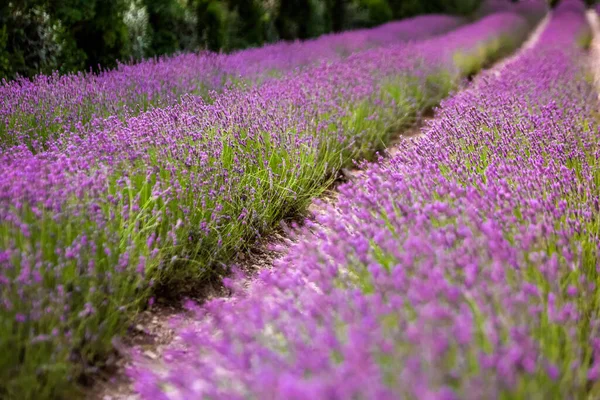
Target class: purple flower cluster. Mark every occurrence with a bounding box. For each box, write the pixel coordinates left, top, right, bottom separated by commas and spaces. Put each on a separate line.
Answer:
0, 14, 465, 152
128, 4, 600, 400
0, 10, 538, 398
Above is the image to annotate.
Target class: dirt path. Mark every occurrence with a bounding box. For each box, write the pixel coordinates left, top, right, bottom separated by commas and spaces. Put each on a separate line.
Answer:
586, 10, 600, 97
90, 15, 550, 400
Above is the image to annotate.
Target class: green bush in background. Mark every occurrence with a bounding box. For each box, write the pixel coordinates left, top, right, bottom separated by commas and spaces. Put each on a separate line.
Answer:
144, 0, 195, 56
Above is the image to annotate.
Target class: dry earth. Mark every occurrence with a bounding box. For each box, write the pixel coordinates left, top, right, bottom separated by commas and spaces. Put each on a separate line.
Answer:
586, 10, 600, 97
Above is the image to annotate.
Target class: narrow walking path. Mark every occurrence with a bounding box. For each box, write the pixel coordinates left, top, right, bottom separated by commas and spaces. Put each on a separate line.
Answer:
91, 15, 550, 400
586, 10, 600, 96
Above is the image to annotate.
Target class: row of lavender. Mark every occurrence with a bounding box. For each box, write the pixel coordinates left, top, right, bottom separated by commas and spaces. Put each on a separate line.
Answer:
0, 0, 550, 153
0, 15, 466, 152
130, 2, 600, 399
0, 12, 537, 399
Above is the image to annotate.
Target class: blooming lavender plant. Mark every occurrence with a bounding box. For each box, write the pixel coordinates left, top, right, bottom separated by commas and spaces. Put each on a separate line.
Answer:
0, 14, 467, 152
128, 3, 600, 399
0, 11, 536, 399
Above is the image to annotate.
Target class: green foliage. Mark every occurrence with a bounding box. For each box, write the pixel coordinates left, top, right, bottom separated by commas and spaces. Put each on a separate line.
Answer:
0, 1, 64, 78
548, 0, 598, 6
355, 0, 394, 27
144, 0, 196, 56
228, 0, 266, 47
387, 0, 480, 19
48, 0, 130, 72
368, 0, 394, 25
145, 0, 183, 55
124, 0, 150, 60
197, 0, 228, 51
329, 0, 348, 31
83, 0, 129, 70
0, 26, 10, 78
276, 0, 313, 40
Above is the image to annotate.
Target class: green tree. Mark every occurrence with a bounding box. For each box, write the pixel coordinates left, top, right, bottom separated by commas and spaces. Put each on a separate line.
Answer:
276, 0, 312, 40
49, 0, 130, 72
330, 0, 348, 32
229, 0, 265, 47
0, 0, 64, 79
360, 0, 393, 27
197, 0, 228, 51
144, 0, 196, 56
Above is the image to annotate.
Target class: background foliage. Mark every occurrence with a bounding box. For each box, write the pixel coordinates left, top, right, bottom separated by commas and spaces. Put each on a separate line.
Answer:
0, 0, 591, 80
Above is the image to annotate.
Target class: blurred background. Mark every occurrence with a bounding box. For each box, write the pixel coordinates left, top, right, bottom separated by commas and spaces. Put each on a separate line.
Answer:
0, 0, 594, 81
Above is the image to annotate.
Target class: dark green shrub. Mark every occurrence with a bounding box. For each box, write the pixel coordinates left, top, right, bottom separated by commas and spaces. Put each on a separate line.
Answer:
197, 0, 228, 51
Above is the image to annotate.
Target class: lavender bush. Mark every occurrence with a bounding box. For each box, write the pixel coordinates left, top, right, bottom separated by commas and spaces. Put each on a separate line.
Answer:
129, 4, 600, 399
0, 14, 467, 152
0, 11, 536, 399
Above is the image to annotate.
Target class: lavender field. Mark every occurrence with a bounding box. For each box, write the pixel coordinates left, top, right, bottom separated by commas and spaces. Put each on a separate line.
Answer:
3, 0, 600, 399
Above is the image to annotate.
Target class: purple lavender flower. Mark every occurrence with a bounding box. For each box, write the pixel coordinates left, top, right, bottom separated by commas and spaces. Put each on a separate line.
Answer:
0, 4, 544, 398
128, 3, 600, 399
